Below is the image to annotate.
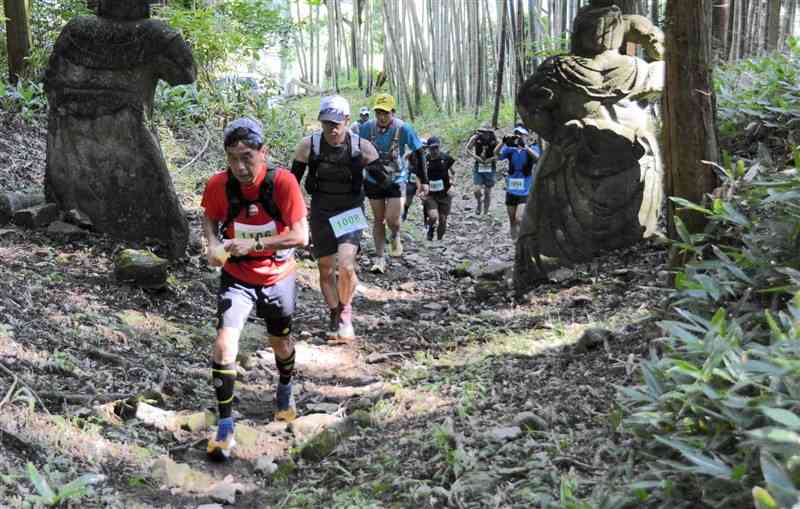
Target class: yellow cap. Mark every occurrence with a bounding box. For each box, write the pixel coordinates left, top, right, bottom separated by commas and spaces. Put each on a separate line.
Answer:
373, 94, 396, 112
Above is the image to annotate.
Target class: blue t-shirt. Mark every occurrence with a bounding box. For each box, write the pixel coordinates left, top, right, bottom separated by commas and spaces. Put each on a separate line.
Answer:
360, 118, 423, 184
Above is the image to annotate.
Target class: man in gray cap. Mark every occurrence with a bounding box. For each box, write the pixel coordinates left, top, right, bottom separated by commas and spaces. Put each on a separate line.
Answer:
291, 96, 384, 343
350, 106, 370, 134
201, 117, 309, 460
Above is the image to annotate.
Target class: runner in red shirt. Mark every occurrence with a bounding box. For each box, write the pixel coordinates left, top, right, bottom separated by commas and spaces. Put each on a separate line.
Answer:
201, 117, 308, 461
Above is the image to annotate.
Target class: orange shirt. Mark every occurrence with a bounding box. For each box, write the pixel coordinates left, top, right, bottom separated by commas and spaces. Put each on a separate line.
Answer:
201, 166, 307, 286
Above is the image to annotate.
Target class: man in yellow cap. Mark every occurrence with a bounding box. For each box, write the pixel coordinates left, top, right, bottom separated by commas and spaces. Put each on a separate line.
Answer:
358, 93, 428, 273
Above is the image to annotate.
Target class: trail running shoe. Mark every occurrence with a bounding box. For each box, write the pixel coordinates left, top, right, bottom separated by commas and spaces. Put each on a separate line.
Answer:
275, 382, 297, 422
370, 256, 386, 274
388, 233, 403, 257
207, 417, 236, 461
326, 307, 340, 341
337, 305, 355, 341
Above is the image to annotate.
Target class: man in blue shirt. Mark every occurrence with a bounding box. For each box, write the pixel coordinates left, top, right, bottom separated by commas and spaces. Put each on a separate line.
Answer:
495, 126, 540, 240
360, 94, 428, 273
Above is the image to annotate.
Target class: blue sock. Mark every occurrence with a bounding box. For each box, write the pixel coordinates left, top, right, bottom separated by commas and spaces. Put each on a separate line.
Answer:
216, 416, 234, 441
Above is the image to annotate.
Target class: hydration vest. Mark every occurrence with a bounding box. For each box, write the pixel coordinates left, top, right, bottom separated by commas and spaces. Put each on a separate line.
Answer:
306, 131, 364, 196
220, 166, 291, 262
367, 118, 404, 178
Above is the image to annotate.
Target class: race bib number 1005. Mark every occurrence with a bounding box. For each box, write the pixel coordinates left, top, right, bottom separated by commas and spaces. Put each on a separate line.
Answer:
329, 207, 368, 238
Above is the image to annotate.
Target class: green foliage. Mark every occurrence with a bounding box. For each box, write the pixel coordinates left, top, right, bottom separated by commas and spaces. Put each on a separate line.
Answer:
0, 79, 47, 120
618, 161, 800, 507
715, 37, 800, 159
527, 34, 571, 60
153, 0, 293, 82
153, 81, 303, 163
25, 462, 103, 506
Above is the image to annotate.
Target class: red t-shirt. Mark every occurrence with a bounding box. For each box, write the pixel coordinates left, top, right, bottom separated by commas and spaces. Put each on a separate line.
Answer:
201, 166, 307, 286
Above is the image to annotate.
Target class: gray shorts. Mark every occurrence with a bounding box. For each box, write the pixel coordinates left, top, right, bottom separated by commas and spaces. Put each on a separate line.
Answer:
217, 270, 295, 337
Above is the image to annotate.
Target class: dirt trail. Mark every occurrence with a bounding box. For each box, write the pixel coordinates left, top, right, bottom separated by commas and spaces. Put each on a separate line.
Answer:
0, 140, 667, 507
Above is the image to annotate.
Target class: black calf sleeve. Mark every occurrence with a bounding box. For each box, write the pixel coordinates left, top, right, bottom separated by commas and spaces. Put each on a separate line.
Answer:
212, 361, 236, 419
275, 349, 295, 385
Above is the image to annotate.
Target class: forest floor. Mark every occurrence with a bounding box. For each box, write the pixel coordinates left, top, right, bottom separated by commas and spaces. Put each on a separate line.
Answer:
0, 117, 668, 508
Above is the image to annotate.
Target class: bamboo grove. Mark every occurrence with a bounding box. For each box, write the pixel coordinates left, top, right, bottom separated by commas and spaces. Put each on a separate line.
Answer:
288, 0, 800, 120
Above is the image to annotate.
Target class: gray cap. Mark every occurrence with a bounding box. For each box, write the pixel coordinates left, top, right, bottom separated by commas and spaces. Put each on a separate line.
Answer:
318, 95, 351, 123
223, 117, 264, 146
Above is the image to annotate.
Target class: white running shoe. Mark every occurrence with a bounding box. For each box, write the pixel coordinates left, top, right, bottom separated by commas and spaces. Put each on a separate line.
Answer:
370, 257, 387, 274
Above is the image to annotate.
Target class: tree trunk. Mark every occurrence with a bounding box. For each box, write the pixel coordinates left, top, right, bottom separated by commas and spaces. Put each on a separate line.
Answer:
665, 0, 719, 239
712, 0, 730, 59
4, 0, 32, 84
766, 0, 781, 51
783, 0, 797, 48
492, 0, 508, 127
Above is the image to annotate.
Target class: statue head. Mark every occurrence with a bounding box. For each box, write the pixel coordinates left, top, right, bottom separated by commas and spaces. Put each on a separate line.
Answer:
570, 4, 625, 56
88, 0, 150, 20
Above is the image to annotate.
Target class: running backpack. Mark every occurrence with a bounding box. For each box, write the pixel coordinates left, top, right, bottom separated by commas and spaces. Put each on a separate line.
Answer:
306, 131, 364, 194
220, 165, 283, 239
474, 131, 498, 158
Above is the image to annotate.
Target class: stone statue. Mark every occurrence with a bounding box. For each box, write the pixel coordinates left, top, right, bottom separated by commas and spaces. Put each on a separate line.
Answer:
44, 0, 196, 258
514, 1, 665, 289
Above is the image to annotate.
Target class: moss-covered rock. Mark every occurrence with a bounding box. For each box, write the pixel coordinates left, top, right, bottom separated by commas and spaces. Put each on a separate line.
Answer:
114, 248, 168, 288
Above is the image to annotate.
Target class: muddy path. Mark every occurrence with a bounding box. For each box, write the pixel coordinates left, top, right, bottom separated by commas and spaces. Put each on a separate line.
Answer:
0, 132, 668, 507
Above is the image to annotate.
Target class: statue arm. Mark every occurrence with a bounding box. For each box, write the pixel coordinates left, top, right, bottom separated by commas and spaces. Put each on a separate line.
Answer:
157, 32, 197, 86
623, 15, 665, 61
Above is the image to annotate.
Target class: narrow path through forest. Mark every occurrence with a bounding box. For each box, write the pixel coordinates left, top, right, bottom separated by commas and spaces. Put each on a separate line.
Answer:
0, 136, 668, 507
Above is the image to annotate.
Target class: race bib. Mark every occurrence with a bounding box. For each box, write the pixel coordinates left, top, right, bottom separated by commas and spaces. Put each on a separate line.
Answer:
233, 221, 277, 242
429, 179, 445, 192
478, 164, 493, 174
408, 173, 417, 183
329, 207, 368, 238
508, 178, 526, 191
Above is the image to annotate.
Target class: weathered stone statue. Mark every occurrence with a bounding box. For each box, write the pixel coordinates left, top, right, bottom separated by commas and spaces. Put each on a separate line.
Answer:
514, 0, 665, 290
44, 0, 196, 258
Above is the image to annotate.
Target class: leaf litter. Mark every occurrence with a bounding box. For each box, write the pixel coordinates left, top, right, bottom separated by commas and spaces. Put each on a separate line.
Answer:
0, 119, 668, 507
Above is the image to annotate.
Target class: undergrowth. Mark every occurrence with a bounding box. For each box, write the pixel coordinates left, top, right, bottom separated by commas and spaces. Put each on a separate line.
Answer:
607, 51, 800, 508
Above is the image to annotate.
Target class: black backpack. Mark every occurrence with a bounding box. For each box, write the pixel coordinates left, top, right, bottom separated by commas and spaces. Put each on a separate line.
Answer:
219, 164, 283, 240
475, 131, 497, 157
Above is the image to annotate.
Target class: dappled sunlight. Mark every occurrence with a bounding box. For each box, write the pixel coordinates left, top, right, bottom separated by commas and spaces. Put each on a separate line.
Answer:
0, 406, 154, 469
0, 336, 50, 367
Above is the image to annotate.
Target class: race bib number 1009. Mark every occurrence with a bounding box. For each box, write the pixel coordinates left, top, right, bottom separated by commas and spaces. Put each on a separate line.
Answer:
329, 207, 368, 238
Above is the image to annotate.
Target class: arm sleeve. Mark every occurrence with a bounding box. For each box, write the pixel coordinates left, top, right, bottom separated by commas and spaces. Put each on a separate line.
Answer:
290, 160, 307, 183
414, 149, 428, 184
274, 171, 308, 227
498, 146, 512, 161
